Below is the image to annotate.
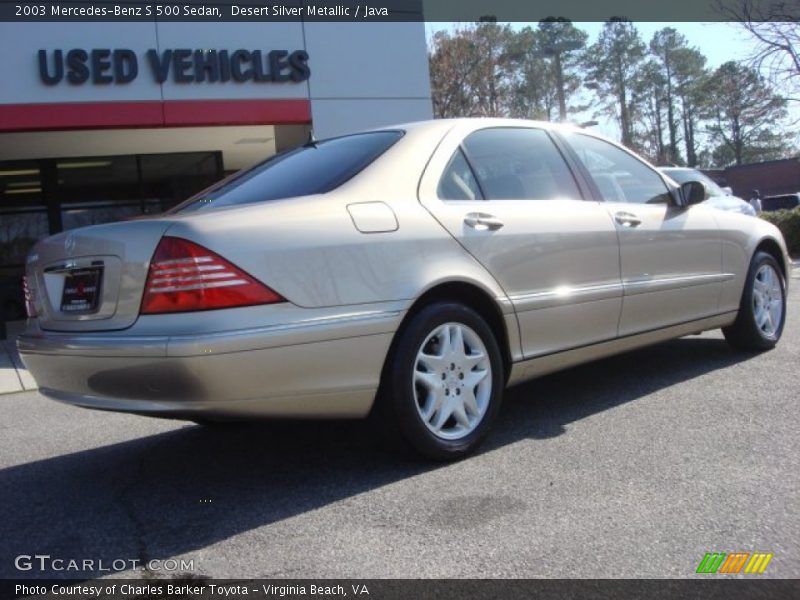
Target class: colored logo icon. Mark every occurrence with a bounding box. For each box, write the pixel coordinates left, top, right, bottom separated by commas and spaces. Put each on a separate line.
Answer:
696, 552, 773, 574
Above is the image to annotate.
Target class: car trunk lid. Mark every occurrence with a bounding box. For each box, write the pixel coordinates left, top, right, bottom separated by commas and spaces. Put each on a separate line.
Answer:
27, 219, 173, 331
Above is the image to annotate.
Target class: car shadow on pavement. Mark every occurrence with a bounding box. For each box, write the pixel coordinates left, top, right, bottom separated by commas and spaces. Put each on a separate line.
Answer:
0, 336, 754, 579
494, 336, 755, 443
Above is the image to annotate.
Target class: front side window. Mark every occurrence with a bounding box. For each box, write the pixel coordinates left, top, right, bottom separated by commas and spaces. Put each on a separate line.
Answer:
459, 128, 581, 201
565, 133, 672, 204
172, 131, 403, 213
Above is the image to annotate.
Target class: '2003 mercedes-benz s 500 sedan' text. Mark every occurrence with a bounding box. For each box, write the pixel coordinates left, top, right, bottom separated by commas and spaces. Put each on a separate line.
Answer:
18, 119, 790, 459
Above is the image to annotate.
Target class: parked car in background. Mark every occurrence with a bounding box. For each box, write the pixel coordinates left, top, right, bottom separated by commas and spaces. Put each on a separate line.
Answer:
18, 119, 791, 459
762, 193, 800, 212
660, 167, 756, 216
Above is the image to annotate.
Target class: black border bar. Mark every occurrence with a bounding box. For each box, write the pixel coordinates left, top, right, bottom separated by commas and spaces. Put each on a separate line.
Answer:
3, 579, 800, 600
1, 0, 798, 22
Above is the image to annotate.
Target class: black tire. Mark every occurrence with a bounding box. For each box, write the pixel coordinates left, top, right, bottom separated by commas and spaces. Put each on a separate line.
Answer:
375, 302, 504, 460
723, 251, 786, 351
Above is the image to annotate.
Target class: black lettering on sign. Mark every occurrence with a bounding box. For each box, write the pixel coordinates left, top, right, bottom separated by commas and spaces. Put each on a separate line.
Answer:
289, 50, 311, 82
230, 50, 254, 82
219, 50, 231, 82
147, 49, 172, 84
114, 49, 138, 84
173, 49, 193, 83
252, 50, 269, 82
269, 50, 290, 82
66, 49, 89, 84
194, 50, 219, 83
38, 48, 310, 85
38, 49, 63, 84
91, 49, 113, 84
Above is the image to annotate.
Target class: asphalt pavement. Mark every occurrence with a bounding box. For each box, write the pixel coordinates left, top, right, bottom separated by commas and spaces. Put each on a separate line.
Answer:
1, 278, 798, 580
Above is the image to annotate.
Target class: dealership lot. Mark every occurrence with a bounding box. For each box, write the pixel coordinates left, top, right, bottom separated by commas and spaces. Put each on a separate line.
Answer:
1, 273, 798, 579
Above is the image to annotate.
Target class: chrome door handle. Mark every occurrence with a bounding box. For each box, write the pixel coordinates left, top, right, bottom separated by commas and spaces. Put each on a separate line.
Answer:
464, 212, 504, 231
614, 211, 642, 227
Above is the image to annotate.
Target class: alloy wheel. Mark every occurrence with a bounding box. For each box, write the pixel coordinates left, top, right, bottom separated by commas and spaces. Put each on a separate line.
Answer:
412, 322, 492, 440
752, 264, 784, 338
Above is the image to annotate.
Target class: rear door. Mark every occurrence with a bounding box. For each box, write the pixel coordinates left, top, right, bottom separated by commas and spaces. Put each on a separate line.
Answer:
419, 124, 622, 359
559, 131, 723, 336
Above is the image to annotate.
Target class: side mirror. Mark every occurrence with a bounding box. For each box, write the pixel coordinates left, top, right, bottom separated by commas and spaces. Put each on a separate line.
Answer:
721, 186, 733, 196
680, 181, 707, 206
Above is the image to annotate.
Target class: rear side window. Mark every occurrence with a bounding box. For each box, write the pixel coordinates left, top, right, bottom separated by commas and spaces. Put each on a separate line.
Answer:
459, 127, 581, 200
438, 148, 484, 200
172, 131, 403, 213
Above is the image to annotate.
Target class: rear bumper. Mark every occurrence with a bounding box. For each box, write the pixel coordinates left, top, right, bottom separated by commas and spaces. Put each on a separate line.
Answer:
17, 309, 401, 419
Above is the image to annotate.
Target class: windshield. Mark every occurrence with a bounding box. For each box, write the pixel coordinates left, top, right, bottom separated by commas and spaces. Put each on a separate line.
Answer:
662, 169, 727, 197
171, 130, 403, 213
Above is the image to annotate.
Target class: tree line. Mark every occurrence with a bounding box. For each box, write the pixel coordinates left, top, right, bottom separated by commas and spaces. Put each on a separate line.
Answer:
428, 18, 794, 168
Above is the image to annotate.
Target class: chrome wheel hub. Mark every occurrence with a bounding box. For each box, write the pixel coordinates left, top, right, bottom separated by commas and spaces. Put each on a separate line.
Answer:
752, 264, 783, 338
413, 322, 492, 440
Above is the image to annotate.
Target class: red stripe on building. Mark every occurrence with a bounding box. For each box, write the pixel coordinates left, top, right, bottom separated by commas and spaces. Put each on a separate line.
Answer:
162, 99, 310, 126
0, 99, 312, 132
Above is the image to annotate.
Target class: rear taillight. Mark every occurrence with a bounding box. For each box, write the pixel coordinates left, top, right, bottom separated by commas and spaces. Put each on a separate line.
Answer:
140, 237, 285, 314
22, 275, 37, 318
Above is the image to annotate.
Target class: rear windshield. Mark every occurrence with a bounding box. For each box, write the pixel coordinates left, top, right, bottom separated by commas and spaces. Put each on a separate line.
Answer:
171, 130, 403, 213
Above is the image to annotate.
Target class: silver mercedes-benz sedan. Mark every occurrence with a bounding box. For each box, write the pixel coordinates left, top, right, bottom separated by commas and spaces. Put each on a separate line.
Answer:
18, 119, 790, 459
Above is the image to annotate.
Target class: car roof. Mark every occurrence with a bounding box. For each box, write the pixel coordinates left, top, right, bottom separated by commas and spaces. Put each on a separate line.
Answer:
369, 117, 585, 136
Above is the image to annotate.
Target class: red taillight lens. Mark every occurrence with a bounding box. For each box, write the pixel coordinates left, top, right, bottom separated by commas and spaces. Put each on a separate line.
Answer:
22, 275, 37, 318
140, 237, 285, 314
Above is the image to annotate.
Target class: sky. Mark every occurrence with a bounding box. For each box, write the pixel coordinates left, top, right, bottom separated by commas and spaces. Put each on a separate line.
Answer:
425, 22, 771, 140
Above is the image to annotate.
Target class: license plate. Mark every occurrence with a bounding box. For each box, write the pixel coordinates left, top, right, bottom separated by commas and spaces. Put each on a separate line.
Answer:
60, 267, 102, 313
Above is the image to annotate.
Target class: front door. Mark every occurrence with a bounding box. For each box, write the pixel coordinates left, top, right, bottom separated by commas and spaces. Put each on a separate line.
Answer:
561, 131, 722, 336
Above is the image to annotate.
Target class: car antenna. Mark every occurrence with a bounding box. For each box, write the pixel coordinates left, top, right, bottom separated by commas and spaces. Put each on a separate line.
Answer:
304, 129, 317, 147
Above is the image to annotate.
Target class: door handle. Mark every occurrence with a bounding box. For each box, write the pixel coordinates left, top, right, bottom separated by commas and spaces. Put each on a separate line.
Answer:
464, 212, 504, 231
614, 211, 642, 228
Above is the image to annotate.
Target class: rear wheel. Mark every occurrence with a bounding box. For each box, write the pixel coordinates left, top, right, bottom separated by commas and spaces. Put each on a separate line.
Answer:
376, 302, 504, 460
723, 251, 786, 351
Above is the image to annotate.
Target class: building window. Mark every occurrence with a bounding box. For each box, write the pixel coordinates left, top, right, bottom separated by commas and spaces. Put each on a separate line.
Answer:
0, 151, 222, 268
0, 160, 48, 266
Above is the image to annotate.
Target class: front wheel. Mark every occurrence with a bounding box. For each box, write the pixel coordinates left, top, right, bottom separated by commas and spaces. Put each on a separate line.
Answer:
376, 302, 504, 460
723, 251, 786, 351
